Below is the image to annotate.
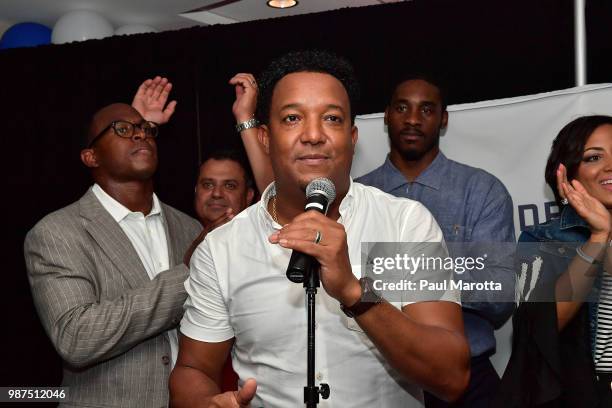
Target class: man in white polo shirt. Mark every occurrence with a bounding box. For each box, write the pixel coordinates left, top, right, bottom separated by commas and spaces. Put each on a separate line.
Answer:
170, 50, 470, 408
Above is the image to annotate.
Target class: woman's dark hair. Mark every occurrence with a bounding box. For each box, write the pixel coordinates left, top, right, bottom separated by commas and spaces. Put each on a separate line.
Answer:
256, 49, 360, 125
545, 115, 612, 206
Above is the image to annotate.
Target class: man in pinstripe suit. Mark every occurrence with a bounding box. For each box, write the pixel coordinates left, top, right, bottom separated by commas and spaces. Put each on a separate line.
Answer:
24, 102, 201, 407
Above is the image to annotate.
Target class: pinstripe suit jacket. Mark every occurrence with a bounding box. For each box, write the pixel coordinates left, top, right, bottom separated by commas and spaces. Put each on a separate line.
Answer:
24, 189, 201, 408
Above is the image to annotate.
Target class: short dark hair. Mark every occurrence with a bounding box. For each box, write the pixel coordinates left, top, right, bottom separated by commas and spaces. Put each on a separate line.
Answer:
389, 73, 448, 111
256, 49, 361, 125
201, 148, 255, 189
545, 115, 612, 206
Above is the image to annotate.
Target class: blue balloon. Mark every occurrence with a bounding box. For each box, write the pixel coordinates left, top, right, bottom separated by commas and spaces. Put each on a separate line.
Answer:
0, 22, 52, 50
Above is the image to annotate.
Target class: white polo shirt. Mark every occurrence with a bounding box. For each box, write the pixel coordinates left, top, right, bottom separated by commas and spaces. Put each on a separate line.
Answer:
182, 180, 456, 407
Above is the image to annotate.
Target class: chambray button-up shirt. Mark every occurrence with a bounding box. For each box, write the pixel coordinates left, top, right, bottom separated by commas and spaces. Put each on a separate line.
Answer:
356, 153, 516, 357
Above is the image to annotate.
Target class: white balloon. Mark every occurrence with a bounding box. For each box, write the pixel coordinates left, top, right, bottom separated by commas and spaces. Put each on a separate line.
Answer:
115, 25, 157, 36
52, 10, 114, 44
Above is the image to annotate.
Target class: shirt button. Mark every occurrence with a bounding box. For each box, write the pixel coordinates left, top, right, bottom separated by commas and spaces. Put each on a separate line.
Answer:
558, 247, 566, 254
316, 372, 323, 381
161, 355, 170, 365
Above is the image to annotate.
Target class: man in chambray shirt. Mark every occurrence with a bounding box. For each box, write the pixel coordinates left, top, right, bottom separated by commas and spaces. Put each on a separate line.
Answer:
356, 74, 515, 408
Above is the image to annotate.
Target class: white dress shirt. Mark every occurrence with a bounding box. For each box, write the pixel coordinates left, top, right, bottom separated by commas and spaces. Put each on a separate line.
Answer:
92, 184, 178, 366
182, 180, 457, 407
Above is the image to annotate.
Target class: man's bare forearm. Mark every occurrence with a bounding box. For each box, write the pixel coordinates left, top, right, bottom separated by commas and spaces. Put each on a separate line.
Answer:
170, 365, 221, 408
241, 128, 274, 192
355, 301, 470, 402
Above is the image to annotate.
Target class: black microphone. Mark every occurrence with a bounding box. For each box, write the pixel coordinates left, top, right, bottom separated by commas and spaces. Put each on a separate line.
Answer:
286, 178, 336, 284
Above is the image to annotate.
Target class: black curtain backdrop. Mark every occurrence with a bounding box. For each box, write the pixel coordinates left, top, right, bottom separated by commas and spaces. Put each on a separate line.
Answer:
587, 0, 612, 83
2, 0, 602, 394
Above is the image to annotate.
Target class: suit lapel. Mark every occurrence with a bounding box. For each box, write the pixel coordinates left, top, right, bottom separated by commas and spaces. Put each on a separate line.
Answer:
79, 189, 150, 289
161, 204, 180, 267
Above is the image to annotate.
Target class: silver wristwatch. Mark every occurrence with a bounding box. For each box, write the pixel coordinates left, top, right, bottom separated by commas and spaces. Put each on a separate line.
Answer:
235, 118, 259, 133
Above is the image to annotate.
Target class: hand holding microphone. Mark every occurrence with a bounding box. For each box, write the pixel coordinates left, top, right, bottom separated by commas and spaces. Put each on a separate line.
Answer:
285, 178, 336, 283
268, 178, 361, 305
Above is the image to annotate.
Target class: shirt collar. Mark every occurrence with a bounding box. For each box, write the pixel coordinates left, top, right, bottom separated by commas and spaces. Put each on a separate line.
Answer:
92, 183, 162, 223
258, 178, 356, 227
258, 182, 279, 229
338, 178, 356, 222
382, 151, 448, 191
559, 204, 590, 230
414, 151, 447, 190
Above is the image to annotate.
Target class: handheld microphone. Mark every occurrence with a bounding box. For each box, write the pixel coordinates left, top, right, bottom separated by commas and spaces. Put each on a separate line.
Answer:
286, 178, 336, 283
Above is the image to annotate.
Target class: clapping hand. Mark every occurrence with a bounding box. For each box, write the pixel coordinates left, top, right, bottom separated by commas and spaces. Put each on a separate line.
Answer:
558, 163, 611, 240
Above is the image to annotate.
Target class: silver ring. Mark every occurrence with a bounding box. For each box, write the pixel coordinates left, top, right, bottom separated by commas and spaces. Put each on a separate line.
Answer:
250, 80, 257, 86
314, 230, 322, 244
561, 198, 569, 205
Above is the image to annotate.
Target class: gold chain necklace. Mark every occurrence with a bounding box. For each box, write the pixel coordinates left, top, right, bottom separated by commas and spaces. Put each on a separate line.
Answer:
271, 195, 278, 224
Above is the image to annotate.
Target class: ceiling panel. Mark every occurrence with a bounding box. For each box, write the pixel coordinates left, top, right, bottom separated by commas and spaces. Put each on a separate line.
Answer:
0, 0, 406, 32
207, 0, 381, 21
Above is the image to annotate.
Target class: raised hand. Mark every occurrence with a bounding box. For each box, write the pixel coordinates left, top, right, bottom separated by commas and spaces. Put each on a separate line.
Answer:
558, 163, 611, 240
132, 76, 177, 125
228, 72, 274, 192
229, 73, 258, 123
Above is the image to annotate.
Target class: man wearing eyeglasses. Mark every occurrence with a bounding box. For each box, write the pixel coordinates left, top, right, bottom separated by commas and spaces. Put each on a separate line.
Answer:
24, 102, 201, 407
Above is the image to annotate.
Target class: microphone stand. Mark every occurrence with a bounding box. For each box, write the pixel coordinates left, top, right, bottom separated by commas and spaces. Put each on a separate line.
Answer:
285, 179, 336, 406
303, 262, 330, 407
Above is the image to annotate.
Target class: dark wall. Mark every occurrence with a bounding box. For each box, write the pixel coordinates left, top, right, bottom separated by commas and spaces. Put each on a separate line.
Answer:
587, 0, 612, 84
1, 0, 594, 389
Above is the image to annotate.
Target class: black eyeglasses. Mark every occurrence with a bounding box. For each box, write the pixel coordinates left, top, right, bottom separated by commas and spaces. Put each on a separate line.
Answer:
90, 120, 159, 147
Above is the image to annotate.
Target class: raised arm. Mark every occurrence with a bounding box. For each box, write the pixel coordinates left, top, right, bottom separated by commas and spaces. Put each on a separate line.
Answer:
229, 73, 274, 192
555, 164, 611, 330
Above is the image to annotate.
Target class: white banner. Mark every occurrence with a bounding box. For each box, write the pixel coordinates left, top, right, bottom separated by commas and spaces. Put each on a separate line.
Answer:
352, 83, 612, 374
